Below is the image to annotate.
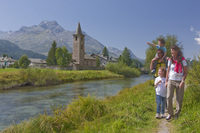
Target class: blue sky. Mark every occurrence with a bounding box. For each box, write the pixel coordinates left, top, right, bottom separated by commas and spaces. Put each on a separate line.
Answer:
0, 0, 200, 59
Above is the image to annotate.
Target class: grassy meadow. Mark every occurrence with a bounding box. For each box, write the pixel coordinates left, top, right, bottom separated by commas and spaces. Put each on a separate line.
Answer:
105, 63, 141, 77
2, 80, 158, 133
172, 60, 200, 132
2, 61, 200, 132
0, 68, 123, 90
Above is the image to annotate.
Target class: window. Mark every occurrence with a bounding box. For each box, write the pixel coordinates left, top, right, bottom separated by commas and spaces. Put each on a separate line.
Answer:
75, 36, 77, 41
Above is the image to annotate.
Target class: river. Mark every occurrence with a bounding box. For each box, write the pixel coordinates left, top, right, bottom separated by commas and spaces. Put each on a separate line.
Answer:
0, 74, 153, 131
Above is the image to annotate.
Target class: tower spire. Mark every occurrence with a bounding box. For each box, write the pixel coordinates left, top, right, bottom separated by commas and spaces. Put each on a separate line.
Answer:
75, 22, 82, 34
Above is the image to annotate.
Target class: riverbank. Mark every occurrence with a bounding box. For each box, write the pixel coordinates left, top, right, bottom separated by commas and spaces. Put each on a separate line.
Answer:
0, 68, 123, 90
2, 80, 158, 132
2, 63, 200, 132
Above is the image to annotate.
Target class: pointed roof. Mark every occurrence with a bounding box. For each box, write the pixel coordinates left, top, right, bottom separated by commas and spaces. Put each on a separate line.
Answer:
75, 22, 83, 34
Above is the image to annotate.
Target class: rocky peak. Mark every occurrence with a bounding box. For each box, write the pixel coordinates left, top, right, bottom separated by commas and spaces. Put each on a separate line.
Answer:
39, 20, 65, 33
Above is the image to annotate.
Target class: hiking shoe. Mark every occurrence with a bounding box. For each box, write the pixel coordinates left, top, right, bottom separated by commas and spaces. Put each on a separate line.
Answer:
161, 114, 165, 118
166, 115, 172, 120
156, 113, 160, 119
175, 114, 179, 119
151, 69, 156, 74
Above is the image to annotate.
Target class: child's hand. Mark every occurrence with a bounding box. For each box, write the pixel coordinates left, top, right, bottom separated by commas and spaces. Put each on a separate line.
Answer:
147, 42, 150, 45
152, 57, 158, 61
157, 80, 162, 84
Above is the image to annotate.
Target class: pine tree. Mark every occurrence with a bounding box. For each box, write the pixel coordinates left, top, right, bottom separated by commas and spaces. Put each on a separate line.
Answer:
120, 47, 132, 66
47, 41, 57, 66
102, 47, 109, 58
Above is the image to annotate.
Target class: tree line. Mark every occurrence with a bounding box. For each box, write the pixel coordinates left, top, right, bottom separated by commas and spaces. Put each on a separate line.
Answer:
46, 41, 72, 68
5, 40, 143, 69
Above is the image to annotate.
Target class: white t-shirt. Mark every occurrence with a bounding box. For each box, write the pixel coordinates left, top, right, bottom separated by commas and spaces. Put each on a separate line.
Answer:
154, 77, 167, 97
168, 59, 187, 81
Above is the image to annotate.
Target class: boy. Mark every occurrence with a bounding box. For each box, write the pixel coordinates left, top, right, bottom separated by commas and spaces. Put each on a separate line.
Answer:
147, 38, 167, 73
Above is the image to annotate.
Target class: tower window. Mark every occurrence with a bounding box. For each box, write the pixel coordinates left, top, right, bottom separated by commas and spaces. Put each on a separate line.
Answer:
75, 36, 77, 41
81, 37, 83, 41
81, 44, 83, 49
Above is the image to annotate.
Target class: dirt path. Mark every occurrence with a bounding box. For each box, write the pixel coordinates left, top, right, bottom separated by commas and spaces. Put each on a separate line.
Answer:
157, 114, 172, 133
156, 97, 176, 133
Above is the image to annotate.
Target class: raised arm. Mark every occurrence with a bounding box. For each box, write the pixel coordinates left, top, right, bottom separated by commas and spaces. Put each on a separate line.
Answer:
147, 42, 156, 47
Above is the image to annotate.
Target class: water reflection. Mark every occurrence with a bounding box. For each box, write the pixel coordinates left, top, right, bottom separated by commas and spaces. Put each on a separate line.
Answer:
0, 75, 153, 131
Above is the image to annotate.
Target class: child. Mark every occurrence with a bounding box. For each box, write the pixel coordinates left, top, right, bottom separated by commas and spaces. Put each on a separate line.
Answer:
154, 67, 167, 118
147, 38, 167, 73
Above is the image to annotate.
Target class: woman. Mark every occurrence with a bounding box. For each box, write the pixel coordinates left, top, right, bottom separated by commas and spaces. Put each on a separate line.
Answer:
165, 45, 187, 120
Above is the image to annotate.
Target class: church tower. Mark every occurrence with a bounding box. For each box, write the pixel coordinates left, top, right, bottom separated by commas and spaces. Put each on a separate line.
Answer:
73, 23, 85, 66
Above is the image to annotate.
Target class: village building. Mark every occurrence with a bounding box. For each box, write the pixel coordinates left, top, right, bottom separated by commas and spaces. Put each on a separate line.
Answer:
91, 54, 118, 66
72, 23, 97, 69
0, 57, 15, 68
29, 58, 47, 68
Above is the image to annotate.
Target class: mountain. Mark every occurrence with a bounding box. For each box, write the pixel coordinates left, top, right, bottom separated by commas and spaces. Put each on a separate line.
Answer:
0, 20, 143, 61
108, 47, 143, 62
0, 39, 46, 60
0, 21, 105, 55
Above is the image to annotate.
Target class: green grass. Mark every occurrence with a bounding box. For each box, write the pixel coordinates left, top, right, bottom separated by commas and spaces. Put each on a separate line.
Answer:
171, 61, 200, 133
0, 69, 123, 90
105, 63, 141, 77
2, 80, 158, 133
0, 68, 20, 73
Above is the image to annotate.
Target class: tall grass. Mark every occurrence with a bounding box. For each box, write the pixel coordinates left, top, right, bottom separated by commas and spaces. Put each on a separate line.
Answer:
0, 69, 123, 90
105, 63, 141, 77
172, 60, 200, 132
2, 80, 157, 133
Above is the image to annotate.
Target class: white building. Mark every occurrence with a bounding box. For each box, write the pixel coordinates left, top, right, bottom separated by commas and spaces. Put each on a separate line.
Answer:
91, 54, 118, 66
29, 58, 46, 67
0, 57, 16, 68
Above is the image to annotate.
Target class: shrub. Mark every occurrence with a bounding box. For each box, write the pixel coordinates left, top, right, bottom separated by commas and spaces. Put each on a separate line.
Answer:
173, 59, 200, 132
105, 62, 141, 77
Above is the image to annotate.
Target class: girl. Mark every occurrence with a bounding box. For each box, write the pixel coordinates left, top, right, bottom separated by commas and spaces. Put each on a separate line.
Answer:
154, 67, 167, 118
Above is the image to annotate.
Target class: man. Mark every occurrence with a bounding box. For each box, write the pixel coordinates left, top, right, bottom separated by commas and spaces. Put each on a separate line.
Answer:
150, 49, 166, 78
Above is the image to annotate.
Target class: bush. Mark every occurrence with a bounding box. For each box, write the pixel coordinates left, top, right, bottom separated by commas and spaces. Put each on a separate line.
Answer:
0, 69, 122, 90
2, 95, 109, 132
173, 59, 200, 132
105, 62, 141, 77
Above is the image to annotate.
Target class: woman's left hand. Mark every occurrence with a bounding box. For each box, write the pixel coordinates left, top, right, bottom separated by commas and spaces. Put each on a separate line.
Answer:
179, 82, 184, 89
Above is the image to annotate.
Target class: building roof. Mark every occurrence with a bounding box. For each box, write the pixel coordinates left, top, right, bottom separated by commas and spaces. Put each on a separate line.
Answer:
92, 54, 118, 62
75, 22, 83, 35
84, 54, 96, 60
0, 57, 15, 62
29, 58, 46, 64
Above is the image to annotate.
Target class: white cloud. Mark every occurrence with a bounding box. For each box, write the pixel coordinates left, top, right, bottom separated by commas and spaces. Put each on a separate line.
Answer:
194, 38, 200, 45
190, 26, 200, 45
190, 26, 194, 32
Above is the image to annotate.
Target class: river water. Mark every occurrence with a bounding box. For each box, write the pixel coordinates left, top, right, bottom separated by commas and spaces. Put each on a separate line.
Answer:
0, 74, 153, 131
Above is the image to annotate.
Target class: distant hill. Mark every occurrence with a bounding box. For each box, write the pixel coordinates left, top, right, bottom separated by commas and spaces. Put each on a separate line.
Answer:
108, 47, 143, 62
0, 21, 105, 55
0, 39, 46, 60
0, 20, 143, 61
